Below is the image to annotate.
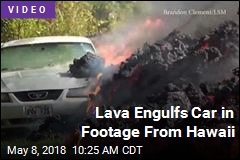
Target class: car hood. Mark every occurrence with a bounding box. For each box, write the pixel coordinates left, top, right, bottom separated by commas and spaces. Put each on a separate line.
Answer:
1, 68, 91, 92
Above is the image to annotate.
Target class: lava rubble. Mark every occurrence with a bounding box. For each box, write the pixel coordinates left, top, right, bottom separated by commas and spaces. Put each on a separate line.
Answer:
26, 20, 239, 159
65, 20, 239, 158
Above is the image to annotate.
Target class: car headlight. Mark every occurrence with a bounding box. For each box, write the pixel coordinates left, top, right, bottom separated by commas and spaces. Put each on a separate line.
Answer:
66, 88, 88, 98
1, 93, 10, 102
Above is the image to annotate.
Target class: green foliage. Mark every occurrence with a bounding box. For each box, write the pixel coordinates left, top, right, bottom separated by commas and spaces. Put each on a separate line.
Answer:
1, 1, 146, 42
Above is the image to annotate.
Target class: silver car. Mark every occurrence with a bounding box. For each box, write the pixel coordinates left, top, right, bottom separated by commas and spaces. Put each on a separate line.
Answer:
1, 36, 96, 129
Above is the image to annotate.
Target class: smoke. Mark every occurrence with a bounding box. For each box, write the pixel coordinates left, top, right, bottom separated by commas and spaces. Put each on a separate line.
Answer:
145, 1, 239, 35
90, 1, 239, 80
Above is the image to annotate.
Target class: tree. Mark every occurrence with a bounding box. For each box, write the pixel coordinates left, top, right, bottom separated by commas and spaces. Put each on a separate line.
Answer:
1, 1, 146, 42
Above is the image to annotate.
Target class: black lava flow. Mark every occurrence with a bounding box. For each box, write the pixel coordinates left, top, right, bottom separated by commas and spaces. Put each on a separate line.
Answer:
69, 20, 239, 158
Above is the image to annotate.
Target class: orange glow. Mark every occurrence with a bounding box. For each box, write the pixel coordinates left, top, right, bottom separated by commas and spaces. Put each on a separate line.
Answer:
95, 17, 164, 66
86, 18, 164, 114
86, 72, 103, 115
96, 45, 133, 66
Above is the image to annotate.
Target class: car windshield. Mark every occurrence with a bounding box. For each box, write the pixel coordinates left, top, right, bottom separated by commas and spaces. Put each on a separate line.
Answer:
1, 42, 95, 71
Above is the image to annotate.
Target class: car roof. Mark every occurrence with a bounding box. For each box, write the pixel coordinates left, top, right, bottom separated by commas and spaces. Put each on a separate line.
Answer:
1, 36, 94, 48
